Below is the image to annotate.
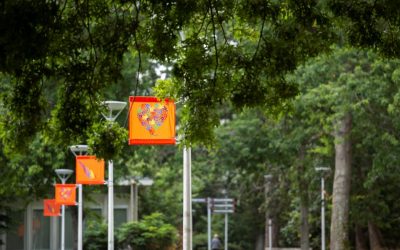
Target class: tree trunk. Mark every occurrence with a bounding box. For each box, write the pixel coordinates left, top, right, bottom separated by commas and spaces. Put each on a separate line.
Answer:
255, 233, 264, 250
355, 225, 368, 250
368, 221, 385, 250
330, 113, 352, 250
300, 199, 309, 250
272, 216, 279, 247
298, 144, 309, 250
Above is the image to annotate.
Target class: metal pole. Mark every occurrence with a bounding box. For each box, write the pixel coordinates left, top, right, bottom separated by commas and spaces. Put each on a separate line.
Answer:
134, 183, 138, 221
130, 182, 134, 221
264, 175, 272, 250
78, 184, 83, 250
207, 198, 212, 250
224, 213, 228, 250
183, 146, 192, 250
108, 160, 114, 250
61, 205, 65, 250
321, 176, 325, 250
268, 218, 272, 250
130, 182, 139, 222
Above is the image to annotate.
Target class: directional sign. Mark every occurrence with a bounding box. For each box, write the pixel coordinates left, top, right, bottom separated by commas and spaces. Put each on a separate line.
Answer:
213, 204, 234, 208
192, 198, 207, 203
192, 197, 236, 250
192, 198, 235, 203
211, 198, 234, 203
213, 210, 234, 214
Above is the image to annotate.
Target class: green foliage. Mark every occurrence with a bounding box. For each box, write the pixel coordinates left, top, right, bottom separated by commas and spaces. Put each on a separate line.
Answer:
84, 222, 108, 250
0, 0, 337, 151
290, 46, 400, 248
327, 0, 400, 57
2, 1, 400, 249
87, 121, 128, 161
116, 213, 178, 250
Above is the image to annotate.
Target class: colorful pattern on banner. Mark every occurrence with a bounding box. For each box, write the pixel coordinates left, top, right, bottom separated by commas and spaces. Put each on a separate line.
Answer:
43, 199, 60, 216
129, 96, 176, 145
76, 156, 105, 185
55, 184, 76, 206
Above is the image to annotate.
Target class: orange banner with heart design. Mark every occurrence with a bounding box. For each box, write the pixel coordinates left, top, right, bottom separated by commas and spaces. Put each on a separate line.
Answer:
76, 156, 105, 185
129, 96, 176, 145
43, 199, 61, 216
55, 184, 76, 206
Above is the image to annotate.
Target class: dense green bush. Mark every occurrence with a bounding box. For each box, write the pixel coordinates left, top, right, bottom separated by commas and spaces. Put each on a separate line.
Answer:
83, 213, 177, 250
83, 222, 108, 250
116, 213, 178, 250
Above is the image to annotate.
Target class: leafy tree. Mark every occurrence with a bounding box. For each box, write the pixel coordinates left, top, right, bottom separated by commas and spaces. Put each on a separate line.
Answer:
291, 47, 400, 249
0, 0, 336, 155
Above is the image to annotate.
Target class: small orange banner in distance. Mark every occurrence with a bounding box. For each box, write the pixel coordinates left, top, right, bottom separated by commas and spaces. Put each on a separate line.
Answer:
55, 184, 76, 206
43, 199, 60, 216
129, 96, 176, 145
76, 156, 105, 185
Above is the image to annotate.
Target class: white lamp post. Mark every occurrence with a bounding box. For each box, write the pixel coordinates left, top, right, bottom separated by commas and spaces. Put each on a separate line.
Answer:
55, 169, 74, 250
69, 145, 89, 250
183, 146, 192, 250
264, 174, 273, 250
101, 100, 127, 250
316, 167, 330, 250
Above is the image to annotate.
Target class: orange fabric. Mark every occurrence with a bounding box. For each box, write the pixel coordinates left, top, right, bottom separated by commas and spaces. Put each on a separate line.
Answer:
129, 96, 176, 145
76, 156, 105, 185
43, 199, 60, 216
55, 184, 76, 206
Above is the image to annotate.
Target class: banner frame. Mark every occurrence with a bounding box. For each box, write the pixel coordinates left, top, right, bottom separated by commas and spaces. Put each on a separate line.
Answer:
76, 155, 105, 185
129, 96, 176, 145
55, 184, 77, 206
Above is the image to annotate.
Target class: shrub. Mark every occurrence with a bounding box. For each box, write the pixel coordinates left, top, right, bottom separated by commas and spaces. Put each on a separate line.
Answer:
116, 213, 178, 250
83, 222, 108, 250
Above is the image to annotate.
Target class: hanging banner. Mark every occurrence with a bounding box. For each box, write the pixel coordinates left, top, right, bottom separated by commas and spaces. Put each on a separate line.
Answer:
43, 199, 60, 217
76, 156, 105, 185
129, 96, 176, 145
55, 184, 76, 206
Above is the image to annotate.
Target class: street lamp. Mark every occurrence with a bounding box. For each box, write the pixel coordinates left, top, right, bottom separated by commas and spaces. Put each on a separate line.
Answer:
101, 100, 127, 250
264, 174, 273, 250
69, 145, 89, 250
55, 169, 74, 250
183, 146, 192, 250
315, 167, 330, 250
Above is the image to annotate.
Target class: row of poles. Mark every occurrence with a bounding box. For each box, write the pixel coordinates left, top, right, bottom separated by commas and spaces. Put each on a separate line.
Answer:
55, 101, 328, 250
54, 101, 126, 250
183, 147, 235, 250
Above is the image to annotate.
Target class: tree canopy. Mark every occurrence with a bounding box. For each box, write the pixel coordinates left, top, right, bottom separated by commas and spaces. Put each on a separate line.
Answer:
1, 0, 399, 151
2, 1, 400, 249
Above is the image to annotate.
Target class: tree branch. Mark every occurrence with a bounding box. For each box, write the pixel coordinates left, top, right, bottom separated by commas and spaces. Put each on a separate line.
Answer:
209, 0, 219, 85
252, 11, 267, 62
214, 4, 228, 45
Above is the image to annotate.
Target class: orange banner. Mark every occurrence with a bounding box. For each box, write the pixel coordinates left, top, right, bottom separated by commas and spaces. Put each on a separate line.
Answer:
43, 199, 60, 216
129, 96, 176, 145
76, 156, 105, 185
55, 184, 76, 206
